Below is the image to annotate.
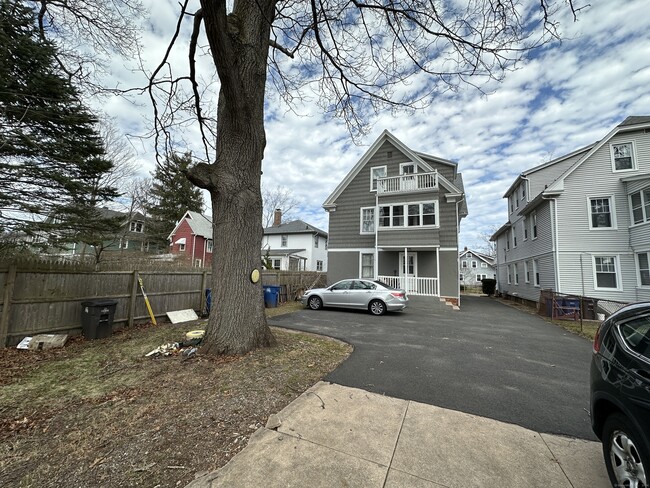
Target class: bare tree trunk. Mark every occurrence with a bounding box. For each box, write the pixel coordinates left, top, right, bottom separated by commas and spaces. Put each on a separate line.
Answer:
187, 0, 276, 355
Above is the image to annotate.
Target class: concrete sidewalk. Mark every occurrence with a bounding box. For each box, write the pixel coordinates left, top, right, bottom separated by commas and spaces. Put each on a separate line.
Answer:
187, 382, 610, 488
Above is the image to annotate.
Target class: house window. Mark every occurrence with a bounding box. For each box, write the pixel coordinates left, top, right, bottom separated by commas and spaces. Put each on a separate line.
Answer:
361, 253, 374, 279
637, 253, 650, 286
130, 221, 144, 233
387, 151, 393, 158
509, 196, 514, 213
589, 197, 614, 229
523, 217, 528, 240
400, 163, 417, 175
594, 256, 619, 289
370, 166, 387, 191
407, 204, 420, 226
513, 224, 517, 248
272, 259, 281, 270
507, 265, 511, 284
360, 207, 375, 233
377, 202, 436, 228
630, 189, 650, 225
476, 274, 486, 282
524, 261, 530, 283
471, 261, 477, 268
506, 230, 510, 250
314, 235, 319, 248
514, 263, 519, 285
194, 259, 202, 267
521, 183, 526, 201
119, 238, 129, 249
531, 212, 538, 239
459, 274, 464, 281
461, 260, 468, 268
316, 260, 323, 272
481, 262, 487, 268
281, 235, 288, 247
207, 239, 213, 253
611, 142, 635, 171
533, 259, 539, 286
179, 242, 185, 251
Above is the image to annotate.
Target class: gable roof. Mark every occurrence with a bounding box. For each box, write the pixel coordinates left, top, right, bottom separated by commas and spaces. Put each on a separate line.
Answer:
264, 220, 327, 237
459, 248, 495, 265
323, 130, 462, 208
543, 116, 650, 194
167, 210, 212, 240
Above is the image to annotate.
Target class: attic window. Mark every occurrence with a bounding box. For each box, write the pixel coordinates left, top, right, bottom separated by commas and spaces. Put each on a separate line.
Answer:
611, 142, 636, 171
387, 151, 392, 158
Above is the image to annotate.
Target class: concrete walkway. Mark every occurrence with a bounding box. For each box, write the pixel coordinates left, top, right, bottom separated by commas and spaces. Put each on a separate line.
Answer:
187, 382, 610, 488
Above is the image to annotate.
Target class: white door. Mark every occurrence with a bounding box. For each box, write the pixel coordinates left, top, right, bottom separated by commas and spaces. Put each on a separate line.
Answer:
399, 252, 417, 292
400, 163, 417, 191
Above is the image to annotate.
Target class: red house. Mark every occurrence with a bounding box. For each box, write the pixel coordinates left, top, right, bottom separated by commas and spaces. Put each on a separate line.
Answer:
168, 211, 213, 267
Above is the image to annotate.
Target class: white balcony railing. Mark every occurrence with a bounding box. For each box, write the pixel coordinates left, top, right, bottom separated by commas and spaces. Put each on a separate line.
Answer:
377, 172, 438, 194
378, 275, 439, 296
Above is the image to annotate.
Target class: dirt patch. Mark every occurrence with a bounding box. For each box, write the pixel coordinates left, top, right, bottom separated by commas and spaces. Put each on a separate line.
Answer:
0, 304, 351, 487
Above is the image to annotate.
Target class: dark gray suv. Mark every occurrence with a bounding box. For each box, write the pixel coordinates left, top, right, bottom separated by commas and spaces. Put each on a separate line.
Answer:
591, 302, 650, 488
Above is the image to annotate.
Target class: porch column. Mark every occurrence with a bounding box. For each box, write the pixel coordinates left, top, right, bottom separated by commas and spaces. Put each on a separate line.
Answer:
404, 247, 408, 292
374, 192, 379, 279
436, 247, 440, 296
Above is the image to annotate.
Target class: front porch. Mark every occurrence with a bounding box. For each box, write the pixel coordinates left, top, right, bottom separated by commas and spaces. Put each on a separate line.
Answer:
378, 275, 438, 296
375, 249, 440, 296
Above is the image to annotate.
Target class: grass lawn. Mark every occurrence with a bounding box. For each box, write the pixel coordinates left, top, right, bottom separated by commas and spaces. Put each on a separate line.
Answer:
0, 301, 350, 488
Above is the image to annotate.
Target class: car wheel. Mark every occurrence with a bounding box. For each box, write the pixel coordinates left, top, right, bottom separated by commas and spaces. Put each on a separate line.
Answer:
602, 412, 649, 488
369, 299, 386, 316
307, 296, 323, 310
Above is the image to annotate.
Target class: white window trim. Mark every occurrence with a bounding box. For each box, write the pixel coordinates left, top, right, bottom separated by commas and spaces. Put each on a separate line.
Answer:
179, 242, 185, 252
206, 239, 213, 253
360, 207, 376, 235
399, 162, 418, 175
629, 188, 650, 226
635, 251, 650, 287
592, 255, 623, 292
514, 263, 519, 285
610, 141, 637, 173
524, 261, 530, 283
533, 259, 539, 287
507, 264, 511, 285
316, 260, 324, 272
481, 262, 487, 268
523, 217, 528, 241
359, 252, 375, 279
587, 195, 617, 230
370, 165, 387, 191
531, 212, 538, 240
506, 230, 510, 250
281, 235, 288, 247
377, 200, 439, 229
513, 223, 517, 248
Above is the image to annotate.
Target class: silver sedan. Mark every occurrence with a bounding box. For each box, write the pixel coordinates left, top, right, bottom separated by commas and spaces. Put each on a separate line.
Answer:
301, 279, 408, 315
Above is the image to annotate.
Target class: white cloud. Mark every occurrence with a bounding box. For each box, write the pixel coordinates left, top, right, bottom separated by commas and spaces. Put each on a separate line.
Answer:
91, 0, 650, 250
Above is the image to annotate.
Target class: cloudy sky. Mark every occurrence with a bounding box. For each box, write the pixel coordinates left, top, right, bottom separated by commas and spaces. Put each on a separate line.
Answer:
98, 0, 650, 251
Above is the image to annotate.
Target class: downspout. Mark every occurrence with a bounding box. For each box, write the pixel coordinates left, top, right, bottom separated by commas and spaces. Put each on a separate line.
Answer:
375, 191, 379, 279
203, 237, 206, 267
192, 235, 196, 264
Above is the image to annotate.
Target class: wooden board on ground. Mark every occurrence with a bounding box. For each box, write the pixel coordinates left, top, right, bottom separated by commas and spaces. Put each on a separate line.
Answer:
166, 309, 199, 324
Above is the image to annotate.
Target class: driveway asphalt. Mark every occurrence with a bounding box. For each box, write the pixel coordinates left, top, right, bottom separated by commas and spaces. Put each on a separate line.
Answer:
269, 295, 595, 440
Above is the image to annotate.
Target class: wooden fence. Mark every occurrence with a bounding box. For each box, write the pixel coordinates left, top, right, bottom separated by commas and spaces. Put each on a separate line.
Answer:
0, 261, 327, 347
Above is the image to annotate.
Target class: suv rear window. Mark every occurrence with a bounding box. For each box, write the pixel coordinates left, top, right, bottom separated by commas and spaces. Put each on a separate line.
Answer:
619, 316, 650, 359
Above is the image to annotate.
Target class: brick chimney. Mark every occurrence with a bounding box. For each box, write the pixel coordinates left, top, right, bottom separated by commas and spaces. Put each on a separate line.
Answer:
273, 209, 282, 227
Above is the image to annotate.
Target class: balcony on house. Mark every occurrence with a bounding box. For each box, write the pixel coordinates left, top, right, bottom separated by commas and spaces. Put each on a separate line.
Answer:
377, 171, 438, 194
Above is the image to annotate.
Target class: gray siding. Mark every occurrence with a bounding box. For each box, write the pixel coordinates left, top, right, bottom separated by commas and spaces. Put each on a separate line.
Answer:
418, 252, 437, 278
439, 250, 458, 297
525, 151, 586, 202
378, 252, 399, 276
327, 251, 361, 284
378, 228, 440, 247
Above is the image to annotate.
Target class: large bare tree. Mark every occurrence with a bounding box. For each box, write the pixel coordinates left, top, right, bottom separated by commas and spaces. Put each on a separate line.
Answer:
145, 0, 585, 355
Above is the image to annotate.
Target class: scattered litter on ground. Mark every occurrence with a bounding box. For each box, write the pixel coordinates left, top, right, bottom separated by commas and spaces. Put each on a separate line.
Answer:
166, 309, 199, 324
145, 336, 203, 358
16, 334, 68, 351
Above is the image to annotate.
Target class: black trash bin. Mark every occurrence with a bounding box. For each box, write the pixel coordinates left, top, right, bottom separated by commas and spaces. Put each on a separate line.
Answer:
81, 299, 118, 339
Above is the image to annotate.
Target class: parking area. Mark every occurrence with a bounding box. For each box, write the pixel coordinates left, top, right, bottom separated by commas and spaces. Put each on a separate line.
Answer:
270, 295, 595, 440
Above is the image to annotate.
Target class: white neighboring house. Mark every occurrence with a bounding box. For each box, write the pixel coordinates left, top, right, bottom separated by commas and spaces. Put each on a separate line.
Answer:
459, 248, 496, 286
262, 210, 328, 272
491, 116, 650, 304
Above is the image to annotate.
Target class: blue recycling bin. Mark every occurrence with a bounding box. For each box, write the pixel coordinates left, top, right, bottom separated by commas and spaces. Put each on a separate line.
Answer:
264, 286, 281, 308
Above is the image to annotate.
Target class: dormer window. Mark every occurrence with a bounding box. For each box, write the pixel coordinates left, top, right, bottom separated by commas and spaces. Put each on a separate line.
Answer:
130, 221, 144, 233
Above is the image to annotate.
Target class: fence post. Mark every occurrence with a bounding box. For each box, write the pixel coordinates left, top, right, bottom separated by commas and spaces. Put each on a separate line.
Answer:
0, 264, 17, 347
200, 270, 208, 314
128, 270, 139, 327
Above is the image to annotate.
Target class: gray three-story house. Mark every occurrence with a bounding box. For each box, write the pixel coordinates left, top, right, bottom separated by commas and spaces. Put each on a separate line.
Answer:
492, 116, 650, 305
323, 130, 467, 304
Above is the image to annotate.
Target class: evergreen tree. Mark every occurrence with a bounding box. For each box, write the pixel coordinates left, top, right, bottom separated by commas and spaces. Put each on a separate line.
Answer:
0, 0, 120, 249
146, 152, 205, 248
